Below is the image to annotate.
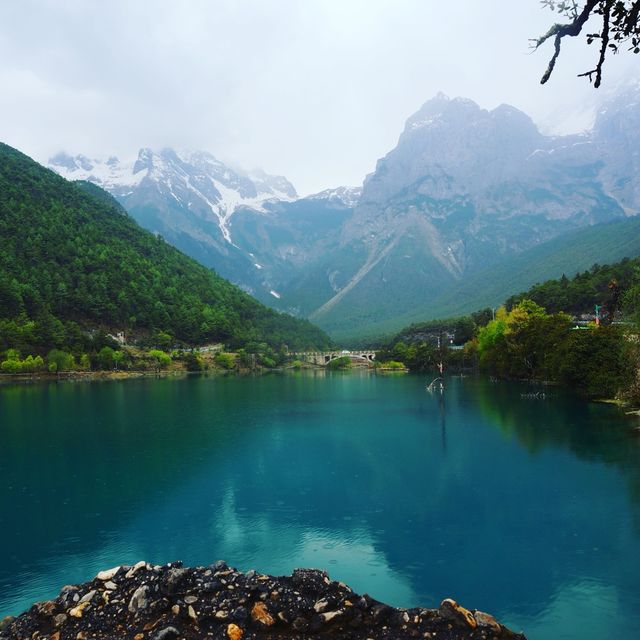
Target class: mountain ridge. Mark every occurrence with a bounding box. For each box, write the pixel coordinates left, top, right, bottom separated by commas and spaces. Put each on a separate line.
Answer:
47, 86, 640, 337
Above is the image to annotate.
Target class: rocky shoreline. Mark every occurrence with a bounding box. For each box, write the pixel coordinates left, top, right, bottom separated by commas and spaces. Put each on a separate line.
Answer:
0, 561, 525, 640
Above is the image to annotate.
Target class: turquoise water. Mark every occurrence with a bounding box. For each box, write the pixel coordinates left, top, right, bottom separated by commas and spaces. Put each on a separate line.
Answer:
1, 372, 639, 639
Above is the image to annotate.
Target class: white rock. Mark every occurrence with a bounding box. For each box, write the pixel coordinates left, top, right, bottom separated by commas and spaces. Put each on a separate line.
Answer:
128, 585, 150, 613
313, 598, 328, 613
79, 590, 96, 604
321, 610, 343, 622
96, 566, 120, 581
125, 561, 146, 579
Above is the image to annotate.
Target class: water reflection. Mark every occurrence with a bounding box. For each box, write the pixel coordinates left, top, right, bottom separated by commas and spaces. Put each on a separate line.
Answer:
1, 374, 639, 640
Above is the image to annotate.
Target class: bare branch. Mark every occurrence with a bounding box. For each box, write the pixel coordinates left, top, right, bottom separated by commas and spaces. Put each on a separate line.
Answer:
595, 0, 612, 86
534, 0, 603, 84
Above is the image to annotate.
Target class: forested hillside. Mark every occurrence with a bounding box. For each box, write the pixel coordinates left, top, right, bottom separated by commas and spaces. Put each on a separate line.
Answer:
505, 256, 640, 318
0, 143, 331, 355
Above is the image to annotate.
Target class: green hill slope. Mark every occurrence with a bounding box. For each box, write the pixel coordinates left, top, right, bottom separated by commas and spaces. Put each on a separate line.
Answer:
431, 216, 640, 318
331, 215, 640, 343
504, 256, 640, 316
0, 143, 330, 352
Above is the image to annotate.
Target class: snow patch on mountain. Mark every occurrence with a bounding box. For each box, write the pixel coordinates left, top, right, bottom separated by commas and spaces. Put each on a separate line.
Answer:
306, 186, 362, 208
48, 148, 298, 244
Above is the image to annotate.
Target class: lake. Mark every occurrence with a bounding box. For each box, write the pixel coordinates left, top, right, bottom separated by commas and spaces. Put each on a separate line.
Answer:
1, 372, 639, 639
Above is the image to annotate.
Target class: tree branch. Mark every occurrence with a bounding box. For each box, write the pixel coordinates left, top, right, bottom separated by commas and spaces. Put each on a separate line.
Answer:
533, 0, 601, 84
577, 0, 613, 85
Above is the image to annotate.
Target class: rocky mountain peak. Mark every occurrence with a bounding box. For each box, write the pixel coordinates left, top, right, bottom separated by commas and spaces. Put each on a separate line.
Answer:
306, 186, 362, 208
361, 93, 545, 205
48, 147, 300, 246
132, 148, 153, 174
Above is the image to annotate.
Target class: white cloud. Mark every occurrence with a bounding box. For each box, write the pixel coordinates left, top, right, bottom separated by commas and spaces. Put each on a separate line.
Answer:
0, 0, 636, 194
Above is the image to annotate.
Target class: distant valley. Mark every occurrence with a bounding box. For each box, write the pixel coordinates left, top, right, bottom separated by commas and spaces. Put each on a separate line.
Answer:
49, 84, 640, 340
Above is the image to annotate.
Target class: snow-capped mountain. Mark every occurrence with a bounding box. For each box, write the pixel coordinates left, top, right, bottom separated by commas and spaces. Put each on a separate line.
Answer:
48, 85, 640, 339
49, 148, 296, 244
306, 186, 362, 208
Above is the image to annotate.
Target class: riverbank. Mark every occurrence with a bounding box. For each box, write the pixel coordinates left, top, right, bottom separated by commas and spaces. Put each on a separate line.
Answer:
0, 562, 525, 640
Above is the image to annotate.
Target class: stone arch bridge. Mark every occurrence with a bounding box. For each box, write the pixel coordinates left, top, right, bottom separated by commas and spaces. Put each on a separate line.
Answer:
291, 350, 376, 367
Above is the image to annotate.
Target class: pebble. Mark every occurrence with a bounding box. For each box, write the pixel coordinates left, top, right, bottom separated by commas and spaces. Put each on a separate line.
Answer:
314, 598, 329, 612
68, 602, 88, 618
125, 561, 147, 579
128, 585, 150, 614
153, 626, 180, 640
79, 590, 96, 604
53, 613, 67, 627
166, 568, 189, 593
96, 566, 120, 581
321, 610, 343, 623
227, 623, 243, 640
251, 601, 275, 626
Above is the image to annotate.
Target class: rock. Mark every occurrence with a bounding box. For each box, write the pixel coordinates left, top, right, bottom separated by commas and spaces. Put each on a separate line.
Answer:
227, 623, 243, 640
251, 601, 275, 626
103, 581, 117, 591
213, 560, 228, 572
4, 562, 526, 640
125, 561, 147, 579
439, 598, 477, 629
68, 602, 89, 618
35, 600, 56, 616
79, 590, 96, 604
166, 567, 188, 594
58, 586, 78, 609
153, 626, 180, 640
474, 610, 502, 632
96, 566, 120, 581
128, 585, 150, 614
53, 613, 67, 627
313, 598, 329, 612
321, 610, 343, 623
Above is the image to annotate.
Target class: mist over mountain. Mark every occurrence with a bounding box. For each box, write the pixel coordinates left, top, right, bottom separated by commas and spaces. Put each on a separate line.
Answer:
49, 85, 640, 339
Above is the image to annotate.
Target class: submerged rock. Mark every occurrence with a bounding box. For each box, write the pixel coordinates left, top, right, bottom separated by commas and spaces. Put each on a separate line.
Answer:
0, 561, 527, 639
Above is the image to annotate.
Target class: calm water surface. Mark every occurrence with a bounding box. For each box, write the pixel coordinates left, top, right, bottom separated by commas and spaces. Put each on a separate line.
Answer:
1, 372, 639, 640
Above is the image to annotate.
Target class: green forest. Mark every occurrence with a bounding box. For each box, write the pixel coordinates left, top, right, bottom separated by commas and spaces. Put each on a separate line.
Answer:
381, 255, 640, 399
0, 143, 331, 366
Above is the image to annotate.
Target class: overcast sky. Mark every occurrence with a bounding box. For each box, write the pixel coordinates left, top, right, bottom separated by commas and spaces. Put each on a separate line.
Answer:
0, 0, 637, 195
